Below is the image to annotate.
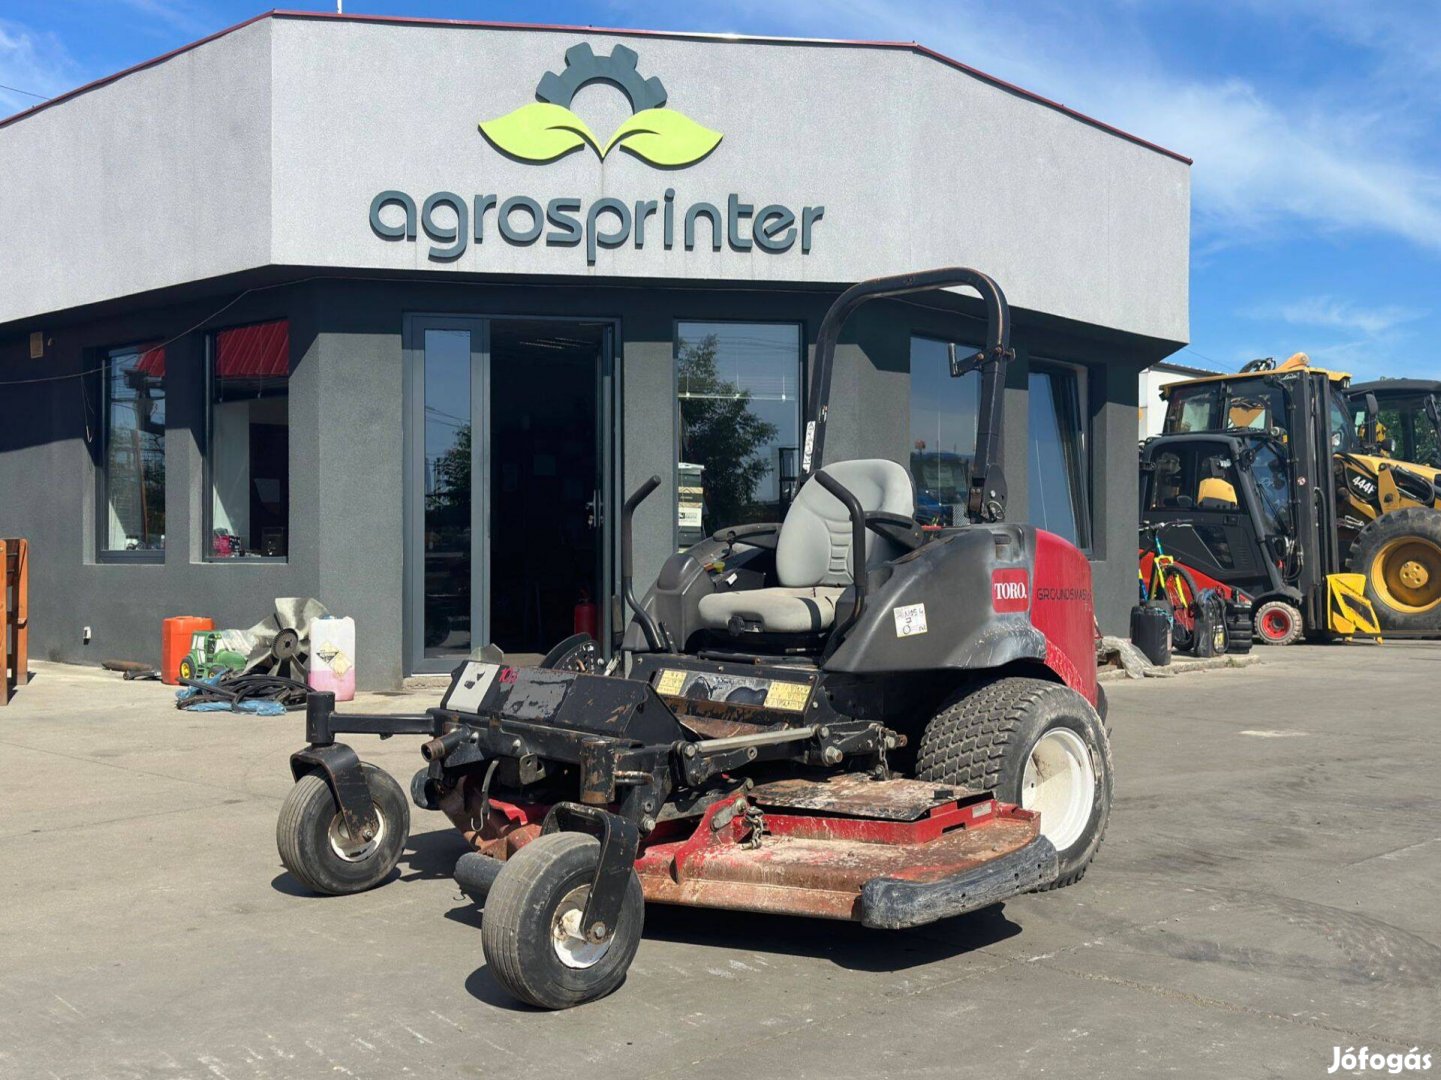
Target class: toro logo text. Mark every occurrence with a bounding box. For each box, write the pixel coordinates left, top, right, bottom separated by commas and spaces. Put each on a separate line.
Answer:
991, 569, 1030, 613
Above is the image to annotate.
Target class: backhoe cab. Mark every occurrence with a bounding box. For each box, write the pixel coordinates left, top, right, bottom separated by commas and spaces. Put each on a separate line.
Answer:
276, 267, 1116, 1011
1350, 379, 1441, 470
1144, 354, 1441, 641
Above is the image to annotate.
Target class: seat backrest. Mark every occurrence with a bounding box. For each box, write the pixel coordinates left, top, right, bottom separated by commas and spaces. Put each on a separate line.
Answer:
776, 459, 915, 587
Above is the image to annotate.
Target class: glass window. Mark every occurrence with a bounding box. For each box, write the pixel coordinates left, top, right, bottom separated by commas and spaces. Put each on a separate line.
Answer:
422, 329, 473, 657
207, 321, 290, 559
101, 345, 166, 555
1028, 363, 1091, 549
675, 322, 801, 546
1250, 441, 1293, 533
1327, 392, 1356, 453
909, 336, 981, 526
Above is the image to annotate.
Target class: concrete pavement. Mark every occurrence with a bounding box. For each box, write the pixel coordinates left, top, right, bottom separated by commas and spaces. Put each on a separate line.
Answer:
1, 642, 1437, 1079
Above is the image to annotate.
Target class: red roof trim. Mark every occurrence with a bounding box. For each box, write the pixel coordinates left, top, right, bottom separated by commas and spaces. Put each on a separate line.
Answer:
0, 9, 1192, 163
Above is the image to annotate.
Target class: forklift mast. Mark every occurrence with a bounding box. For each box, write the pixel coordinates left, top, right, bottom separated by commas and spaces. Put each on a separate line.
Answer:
800, 268, 1014, 523
1286, 371, 1341, 631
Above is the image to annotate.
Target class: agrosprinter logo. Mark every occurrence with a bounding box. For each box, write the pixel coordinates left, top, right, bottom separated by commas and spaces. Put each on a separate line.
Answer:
367, 43, 823, 264
479, 43, 723, 168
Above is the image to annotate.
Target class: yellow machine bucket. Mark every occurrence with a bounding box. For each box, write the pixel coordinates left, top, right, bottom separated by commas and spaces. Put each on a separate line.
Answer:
1327, 573, 1382, 640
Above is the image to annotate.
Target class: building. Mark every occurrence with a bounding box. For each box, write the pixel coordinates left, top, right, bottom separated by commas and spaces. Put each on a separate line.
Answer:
0, 12, 1191, 687
1139, 359, 1221, 438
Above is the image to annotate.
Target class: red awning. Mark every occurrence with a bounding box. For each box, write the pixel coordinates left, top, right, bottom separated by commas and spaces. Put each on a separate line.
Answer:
135, 345, 166, 377
216, 320, 289, 379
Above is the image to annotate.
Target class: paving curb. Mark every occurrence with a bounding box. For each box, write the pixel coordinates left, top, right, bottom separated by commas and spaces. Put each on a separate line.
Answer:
1099, 651, 1262, 682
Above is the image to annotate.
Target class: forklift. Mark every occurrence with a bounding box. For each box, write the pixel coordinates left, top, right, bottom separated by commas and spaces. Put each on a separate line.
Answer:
276, 268, 1115, 1010
1141, 355, 1441, 642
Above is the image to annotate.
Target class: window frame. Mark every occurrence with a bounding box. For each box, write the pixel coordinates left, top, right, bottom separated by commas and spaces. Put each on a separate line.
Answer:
670, 317, 806, 550
96, 342, 167, 563
1027, 357, 1094, 553
202, 319, 293, 564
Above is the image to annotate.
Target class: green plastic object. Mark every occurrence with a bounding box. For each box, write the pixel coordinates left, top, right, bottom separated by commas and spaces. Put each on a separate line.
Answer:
178, 630, 247, 682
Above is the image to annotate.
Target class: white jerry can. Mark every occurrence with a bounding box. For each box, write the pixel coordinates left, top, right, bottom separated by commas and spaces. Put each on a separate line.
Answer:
307, 615, 356, 702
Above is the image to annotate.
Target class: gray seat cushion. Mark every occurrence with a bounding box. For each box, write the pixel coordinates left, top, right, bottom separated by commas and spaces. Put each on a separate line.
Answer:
697, 586, 845, 634
776, 459, 916, 587
697, 460, 915, 635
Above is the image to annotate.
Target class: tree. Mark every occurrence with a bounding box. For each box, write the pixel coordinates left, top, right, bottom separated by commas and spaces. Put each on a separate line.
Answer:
677, 334, 779, 531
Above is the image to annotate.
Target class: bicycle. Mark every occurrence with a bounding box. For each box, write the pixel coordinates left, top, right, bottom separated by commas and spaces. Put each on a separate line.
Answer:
1139, 521, 1202, 652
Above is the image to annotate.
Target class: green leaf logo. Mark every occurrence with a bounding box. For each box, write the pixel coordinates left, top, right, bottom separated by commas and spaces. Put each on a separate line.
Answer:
478, 102, 600, 163
603, 108, 723, 167
478, 102, 723, 168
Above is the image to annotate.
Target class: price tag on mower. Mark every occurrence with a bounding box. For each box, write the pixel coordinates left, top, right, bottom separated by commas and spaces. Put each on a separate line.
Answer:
893, 603, 928, 637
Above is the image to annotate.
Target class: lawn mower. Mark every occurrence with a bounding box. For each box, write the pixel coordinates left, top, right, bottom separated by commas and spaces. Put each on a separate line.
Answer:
276, 267, 1114, 1010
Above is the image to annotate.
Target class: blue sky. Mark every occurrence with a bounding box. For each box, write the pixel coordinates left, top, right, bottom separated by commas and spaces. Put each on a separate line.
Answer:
2, 0, 1437, 379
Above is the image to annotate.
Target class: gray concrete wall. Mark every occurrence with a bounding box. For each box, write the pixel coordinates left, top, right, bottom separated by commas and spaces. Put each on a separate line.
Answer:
0, 19, 273, 327
0, 14, 1190, 346
0, 275, 1161, 685
0, 284, 319, 672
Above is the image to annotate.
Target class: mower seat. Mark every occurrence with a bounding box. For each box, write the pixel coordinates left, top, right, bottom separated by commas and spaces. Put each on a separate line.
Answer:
697, 459, 915, 635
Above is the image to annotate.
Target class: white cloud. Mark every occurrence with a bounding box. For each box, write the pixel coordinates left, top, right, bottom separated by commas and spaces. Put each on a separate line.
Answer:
1236, 294, 1428, 379
619, 0, 1441, 255
0, 21, 79, 117
1262, 296, 1426, 337
116, 0, 214, 38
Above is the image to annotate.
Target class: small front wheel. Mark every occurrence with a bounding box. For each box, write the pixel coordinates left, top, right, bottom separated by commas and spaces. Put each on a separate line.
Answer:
1254, 599, 1303, 646
276, 763, 409, 895
481, 833, 644, 1009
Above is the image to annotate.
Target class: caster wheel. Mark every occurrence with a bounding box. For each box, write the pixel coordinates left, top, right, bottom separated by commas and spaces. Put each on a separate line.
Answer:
481, 832, 643, 1009
276, 763, 409, 895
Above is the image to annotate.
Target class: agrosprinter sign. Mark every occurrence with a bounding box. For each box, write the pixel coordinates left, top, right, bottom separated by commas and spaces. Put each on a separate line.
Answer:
368, 43, 824, 265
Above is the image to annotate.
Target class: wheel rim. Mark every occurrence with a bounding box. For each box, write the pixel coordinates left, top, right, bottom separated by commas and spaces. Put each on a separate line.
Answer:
327, 807, 384, 862
551, 885, 612, 969
1371, 537, 1441, 614
1021, 727, 1096, 853
1260, 607, 1293, 641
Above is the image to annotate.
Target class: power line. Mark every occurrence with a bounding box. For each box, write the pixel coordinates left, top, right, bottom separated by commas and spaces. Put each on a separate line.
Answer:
0, 83, 51, 101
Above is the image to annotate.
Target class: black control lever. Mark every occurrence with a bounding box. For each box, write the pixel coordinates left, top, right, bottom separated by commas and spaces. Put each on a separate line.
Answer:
621, 475, 668, 651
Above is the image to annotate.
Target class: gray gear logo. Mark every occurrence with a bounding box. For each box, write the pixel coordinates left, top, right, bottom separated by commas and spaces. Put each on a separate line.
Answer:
479, 44, 722, 167
536, 43, 668, 112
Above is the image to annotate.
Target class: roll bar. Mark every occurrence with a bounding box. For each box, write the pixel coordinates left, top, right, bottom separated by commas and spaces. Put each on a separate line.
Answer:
801, 267, 1014, 523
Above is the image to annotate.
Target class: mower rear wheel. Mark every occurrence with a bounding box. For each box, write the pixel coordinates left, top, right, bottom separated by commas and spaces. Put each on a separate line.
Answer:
276, 764, 408, 896
481, 833, 644, 1010
916, 677, 1112, 889
1253, 600, 1303, 646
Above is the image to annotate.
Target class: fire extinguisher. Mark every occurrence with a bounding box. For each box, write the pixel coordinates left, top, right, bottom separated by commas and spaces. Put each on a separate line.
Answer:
573, 587, 598, 639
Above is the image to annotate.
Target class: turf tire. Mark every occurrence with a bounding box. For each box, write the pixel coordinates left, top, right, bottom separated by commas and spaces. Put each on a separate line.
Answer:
917, 677, 1112, 890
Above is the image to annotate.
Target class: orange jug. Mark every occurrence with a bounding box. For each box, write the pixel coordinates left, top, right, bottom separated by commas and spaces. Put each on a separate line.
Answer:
162, 615, 214, 685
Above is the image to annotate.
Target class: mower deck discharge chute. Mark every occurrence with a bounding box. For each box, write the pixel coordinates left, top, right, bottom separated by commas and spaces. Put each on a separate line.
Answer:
277, 267, 1113, 1010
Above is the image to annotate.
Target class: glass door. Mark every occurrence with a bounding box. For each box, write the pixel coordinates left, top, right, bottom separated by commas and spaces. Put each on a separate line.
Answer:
405, 316, 613, 673
406, 319, 488, 672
